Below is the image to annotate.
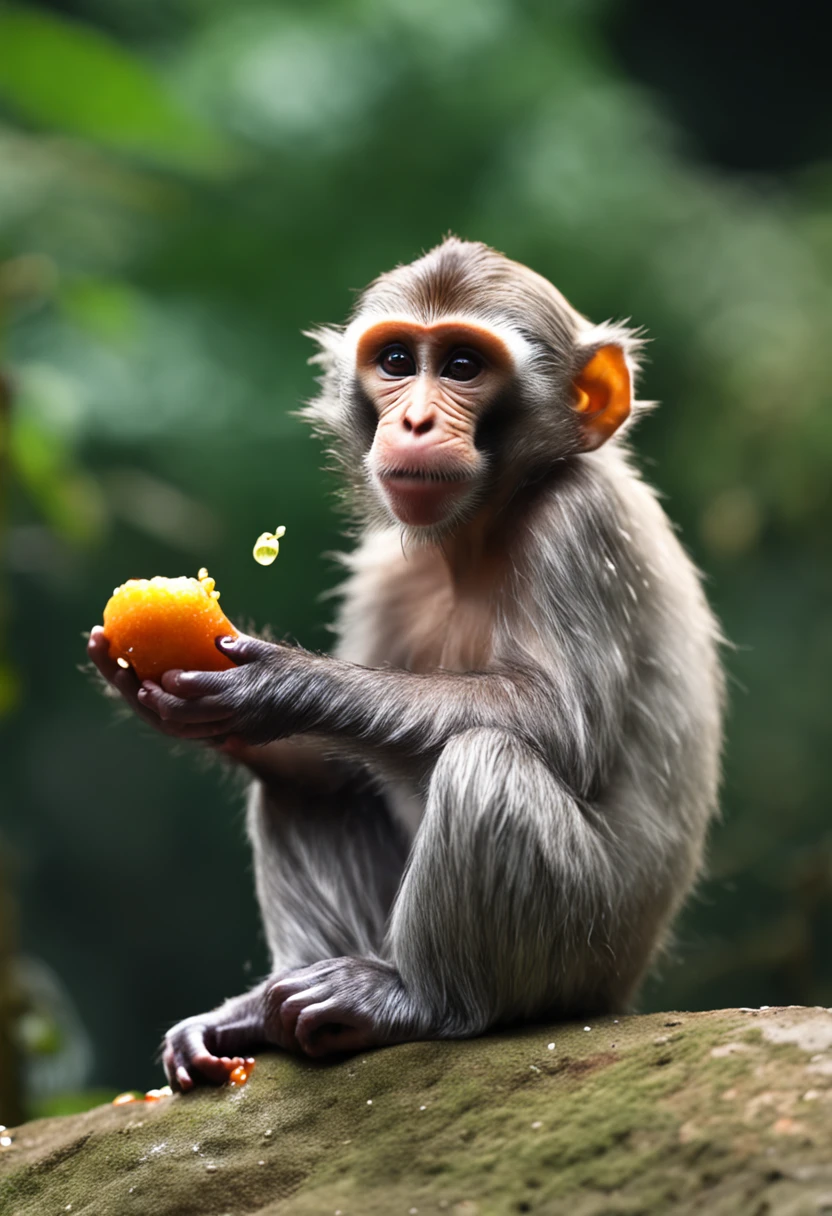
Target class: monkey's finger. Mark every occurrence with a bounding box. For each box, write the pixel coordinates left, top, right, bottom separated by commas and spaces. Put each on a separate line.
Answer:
215, 633, 276, 665
277, 986, 330, 1045
295, 1003, 368, 1057
135, 700, 239, 739
266, 968, 330, 1007
138, 681, 235, 724
175, 1065, 194, 1092
88, 628, 195, 735
159, 668, 236, 698
87, 627, 140, 695
162, 1042, 193, 1092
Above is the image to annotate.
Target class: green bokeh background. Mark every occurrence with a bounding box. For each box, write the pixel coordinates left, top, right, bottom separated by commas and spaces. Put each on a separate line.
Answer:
1, 0, 831, 1105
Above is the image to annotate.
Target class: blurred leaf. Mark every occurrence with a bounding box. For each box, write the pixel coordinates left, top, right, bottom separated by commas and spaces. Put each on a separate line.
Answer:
10, 414, 106, 546
0, 7, 227, 171
61, 279, 141, 347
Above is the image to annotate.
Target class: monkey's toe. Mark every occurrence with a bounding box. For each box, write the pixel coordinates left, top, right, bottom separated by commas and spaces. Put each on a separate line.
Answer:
264, 956, 420, 1057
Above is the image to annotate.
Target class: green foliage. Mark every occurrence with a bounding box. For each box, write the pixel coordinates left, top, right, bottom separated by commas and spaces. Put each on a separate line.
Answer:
0, 0, 830, 1094
0, 6, 227, 169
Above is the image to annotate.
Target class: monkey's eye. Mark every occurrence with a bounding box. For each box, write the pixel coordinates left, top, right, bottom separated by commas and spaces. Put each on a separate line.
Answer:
378, 346, 416, 377
442, 350, 483, 382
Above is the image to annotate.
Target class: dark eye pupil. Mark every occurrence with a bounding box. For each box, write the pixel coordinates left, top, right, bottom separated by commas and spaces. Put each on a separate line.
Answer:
380, 347, 414, 376
445, 354, 481, 381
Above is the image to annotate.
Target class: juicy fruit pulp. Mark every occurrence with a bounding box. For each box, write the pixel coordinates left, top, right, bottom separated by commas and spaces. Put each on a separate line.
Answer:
102, 572, 237, 681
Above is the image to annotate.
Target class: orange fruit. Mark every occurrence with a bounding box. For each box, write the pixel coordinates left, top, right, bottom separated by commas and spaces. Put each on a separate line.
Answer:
102, 570, 238, 681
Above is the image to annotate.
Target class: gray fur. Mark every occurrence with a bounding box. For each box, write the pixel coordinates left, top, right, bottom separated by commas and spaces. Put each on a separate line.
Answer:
162, 238, 724, 1079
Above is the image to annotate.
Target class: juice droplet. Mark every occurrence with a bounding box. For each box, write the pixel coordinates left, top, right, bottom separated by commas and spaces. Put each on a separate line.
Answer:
144, 1087, 172, 1101
252, 526, 286, 567
228, 1061, 254, 1085
112, 1092, 138, 1106
116, 657, 130, 669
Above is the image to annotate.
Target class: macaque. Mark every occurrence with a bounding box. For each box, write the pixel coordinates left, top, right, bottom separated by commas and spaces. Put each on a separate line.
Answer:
88, 238, 724, 1090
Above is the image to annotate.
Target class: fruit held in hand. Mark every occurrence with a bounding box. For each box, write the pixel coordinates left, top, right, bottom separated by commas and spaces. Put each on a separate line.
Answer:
102, 569, 237, 681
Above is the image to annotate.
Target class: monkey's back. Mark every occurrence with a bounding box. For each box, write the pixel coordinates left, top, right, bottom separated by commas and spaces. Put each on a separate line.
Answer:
514, 442, 724, 991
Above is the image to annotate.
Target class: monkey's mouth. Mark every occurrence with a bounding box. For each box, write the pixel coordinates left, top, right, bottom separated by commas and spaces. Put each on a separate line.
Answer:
380, 466, 472, 485
377, 467, 473, 527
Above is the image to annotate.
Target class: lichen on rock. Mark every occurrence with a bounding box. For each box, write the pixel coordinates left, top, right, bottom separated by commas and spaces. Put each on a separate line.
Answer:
3, 1007, 832, 1215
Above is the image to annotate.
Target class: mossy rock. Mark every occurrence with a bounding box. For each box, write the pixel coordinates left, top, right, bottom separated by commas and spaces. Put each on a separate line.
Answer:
3, 1007, 832, 1215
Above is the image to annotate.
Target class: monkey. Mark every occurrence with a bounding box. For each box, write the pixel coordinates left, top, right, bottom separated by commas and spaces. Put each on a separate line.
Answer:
87, 237, 724, 1091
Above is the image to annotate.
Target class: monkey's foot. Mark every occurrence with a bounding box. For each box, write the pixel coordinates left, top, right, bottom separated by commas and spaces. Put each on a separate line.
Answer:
162, 1014, 259, 1092
265, 956, 424, 1058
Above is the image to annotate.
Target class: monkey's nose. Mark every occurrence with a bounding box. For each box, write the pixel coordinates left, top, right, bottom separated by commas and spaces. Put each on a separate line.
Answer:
401, 405, 437, 437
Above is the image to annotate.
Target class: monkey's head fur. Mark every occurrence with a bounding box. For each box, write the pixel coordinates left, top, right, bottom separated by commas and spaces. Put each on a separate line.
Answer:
303, 237, 646, 539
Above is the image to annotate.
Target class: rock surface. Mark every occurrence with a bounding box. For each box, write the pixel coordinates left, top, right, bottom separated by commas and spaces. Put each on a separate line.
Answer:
3, 1007, 832, 1215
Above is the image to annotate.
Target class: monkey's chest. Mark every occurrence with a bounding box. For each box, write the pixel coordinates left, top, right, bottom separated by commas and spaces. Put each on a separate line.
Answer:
337, 543, 501, 674
383, 581, 496, 674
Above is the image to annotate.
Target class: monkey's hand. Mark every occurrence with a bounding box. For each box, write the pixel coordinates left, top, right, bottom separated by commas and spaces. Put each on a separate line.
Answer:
133, 633, 315, 746
87, 626, 240, 741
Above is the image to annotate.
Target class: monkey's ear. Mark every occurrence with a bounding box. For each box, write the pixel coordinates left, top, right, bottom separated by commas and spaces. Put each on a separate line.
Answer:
572, 344, 631, 450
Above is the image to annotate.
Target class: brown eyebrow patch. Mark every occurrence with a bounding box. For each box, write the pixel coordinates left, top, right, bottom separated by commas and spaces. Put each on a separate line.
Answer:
355, 320, 515, 373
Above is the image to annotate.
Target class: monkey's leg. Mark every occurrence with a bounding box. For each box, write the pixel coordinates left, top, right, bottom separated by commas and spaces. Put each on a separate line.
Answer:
162, 766, 409, 1089
266, 728, 622, 1057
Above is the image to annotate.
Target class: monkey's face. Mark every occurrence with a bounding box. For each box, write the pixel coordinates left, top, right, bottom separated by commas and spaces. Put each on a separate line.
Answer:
306, 240, 639, 535
355, 321, 515, 529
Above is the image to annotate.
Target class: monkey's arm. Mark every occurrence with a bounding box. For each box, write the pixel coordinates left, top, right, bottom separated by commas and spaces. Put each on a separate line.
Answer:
138, 633, 619, 797
144, 636, 530, 747
139, 471, 642, 793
